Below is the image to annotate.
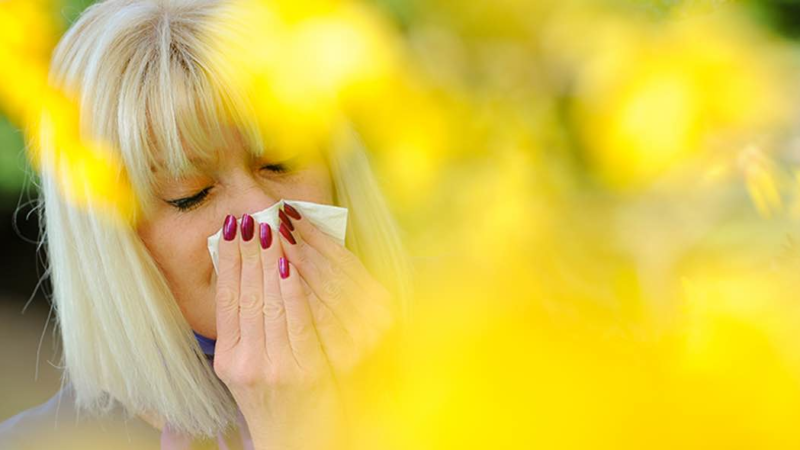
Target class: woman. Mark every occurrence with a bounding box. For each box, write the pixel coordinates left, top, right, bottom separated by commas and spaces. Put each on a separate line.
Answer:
0, 0, 413, 448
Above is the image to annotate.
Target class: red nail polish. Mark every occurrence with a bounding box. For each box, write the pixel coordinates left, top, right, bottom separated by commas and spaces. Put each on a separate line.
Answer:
284, 203, 301, 220
223, 215, 237, 241
279, 257, 289, 279
241, 214, 254, 241
260, 223, 272, 249
279, 221, 296, 245
278, 209, 294, 231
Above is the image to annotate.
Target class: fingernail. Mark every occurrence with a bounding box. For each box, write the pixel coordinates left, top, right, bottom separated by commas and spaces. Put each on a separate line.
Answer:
260, 223, 272, 249
278, 209, 294, 231
279, 221, 296, 245
241, 214, 254, 241
279, 257, 289, 279
223, 215, 237, 241
284, 203, 301, 220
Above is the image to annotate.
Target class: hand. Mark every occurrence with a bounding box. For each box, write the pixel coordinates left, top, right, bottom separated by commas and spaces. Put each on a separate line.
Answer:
212, 205, 397, 450
213, 210, 343, 450
275, 204, 397, 379
275, 206, 401, 445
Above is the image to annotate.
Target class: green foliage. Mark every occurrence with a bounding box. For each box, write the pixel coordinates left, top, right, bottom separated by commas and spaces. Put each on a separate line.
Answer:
61, 0, 96, 24
741, 0, 800, 39
0, 118, 27, 200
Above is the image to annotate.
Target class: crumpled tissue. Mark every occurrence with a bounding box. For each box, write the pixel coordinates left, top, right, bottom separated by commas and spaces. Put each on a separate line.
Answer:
207, 199, 348, 274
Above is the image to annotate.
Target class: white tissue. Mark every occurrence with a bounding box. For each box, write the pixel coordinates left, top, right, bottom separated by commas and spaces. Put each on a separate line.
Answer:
207, 199, 348, 275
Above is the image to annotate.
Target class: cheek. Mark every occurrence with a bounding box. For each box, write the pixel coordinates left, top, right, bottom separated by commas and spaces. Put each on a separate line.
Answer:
287, 163, 335, 205
137, 218, 214, 291
137, 215, 219, 337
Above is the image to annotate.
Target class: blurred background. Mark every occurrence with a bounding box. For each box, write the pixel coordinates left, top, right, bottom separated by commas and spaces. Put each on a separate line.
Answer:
5, 0, 800, 448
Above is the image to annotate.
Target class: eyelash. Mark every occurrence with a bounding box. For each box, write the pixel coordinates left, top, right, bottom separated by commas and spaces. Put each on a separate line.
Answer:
261, 163, 290, 174
167, 186, 212, 212
167, 163, 291, 212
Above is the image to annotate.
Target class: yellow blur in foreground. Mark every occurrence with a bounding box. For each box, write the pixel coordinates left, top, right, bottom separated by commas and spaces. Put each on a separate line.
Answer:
558, 4, 795, 192
0, 0, 137, 220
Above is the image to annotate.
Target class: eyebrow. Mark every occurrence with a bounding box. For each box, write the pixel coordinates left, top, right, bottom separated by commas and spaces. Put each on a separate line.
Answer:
149, 152, 219, 173
147, 145, 303, 179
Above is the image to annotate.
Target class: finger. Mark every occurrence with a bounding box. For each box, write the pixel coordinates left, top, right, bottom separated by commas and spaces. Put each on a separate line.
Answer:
215, 214, 241, 353
279, 206, 394, 340
260, 222, 293, 368
282, 204, 398, 330
276, 250, 327, 374
281, 202, 375, 291
237, 214, 265, 354
279, 227, 366, 349
304, 286, 360, 374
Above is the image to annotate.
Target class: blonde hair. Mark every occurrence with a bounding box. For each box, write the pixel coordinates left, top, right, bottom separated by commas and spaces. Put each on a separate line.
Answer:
35, 0, 414, 437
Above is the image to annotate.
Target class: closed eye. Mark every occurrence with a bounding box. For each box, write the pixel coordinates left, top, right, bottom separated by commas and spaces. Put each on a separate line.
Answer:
165, 160, 294, 212
166, 186, 212, 212
261, 162, 290, 173
260, 153, 304, 174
